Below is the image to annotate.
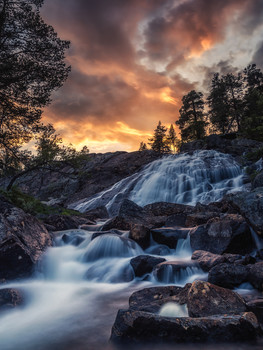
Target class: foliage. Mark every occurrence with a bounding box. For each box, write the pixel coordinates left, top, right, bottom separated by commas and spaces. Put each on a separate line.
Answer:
245, 147, 263, 162
0, 186, 81, 217
0, 0, 70, 175
138, 141, 147, 151
176, 90, 206, 142
148, 121, 171, 153
167, 124, 179, 153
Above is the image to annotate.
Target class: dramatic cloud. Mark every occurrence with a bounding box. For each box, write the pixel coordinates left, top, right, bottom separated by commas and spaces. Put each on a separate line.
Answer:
41, 0, 263, 152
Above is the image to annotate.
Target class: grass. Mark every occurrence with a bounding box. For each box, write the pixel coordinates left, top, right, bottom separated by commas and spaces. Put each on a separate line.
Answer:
0, 186, 81, 217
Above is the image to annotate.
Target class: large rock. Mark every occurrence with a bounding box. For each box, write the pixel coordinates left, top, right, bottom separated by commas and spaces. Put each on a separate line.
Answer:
111, 310, 259, 343
208, 263, 249, 288
150, 227, 189, 248
227, 188, 263, 235
43, 214, 91, 231
0, 196, 52, 280
130, 255, 166, 277
129, 225, 151, 249
252, 171, 263, 189
187, 280, 247, 317
248, 262, 263, 291
144, 202, 194, 218
189, 214, 254, 255
111, 281, 260, 343
191, 250, 225, 271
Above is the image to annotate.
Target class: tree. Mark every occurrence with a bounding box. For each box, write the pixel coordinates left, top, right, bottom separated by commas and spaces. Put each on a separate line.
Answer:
148, 121, 170, 153
6, 124, 89, 190
176, 90, 206, 142
0, 0, 70, 175
167, 124, 179, 153
207, 73, 230, 134
138, 141, 147, 151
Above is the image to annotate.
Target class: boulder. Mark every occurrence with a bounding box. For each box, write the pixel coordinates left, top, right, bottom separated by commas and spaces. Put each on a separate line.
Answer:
43, 214, 91, 231
83, 205, 109, 220
0, 288, 24, 311
208, 263, 249, 288
144, 202, 194, 217
130, 255, 166, 277
187, 280, 247, 317
252, 171, 263, 189
248, 262, 263, 291
189, 214, 254, 255
129, 225, 151, 249
226, 188, 263, 235
101, 216, 132, 231
0, 196, 52, 280
185, 212, 219, 227
110, 310, 259, 343
191, 250, 225, 271
150, 227, 189, 249
247, 298, 263, 324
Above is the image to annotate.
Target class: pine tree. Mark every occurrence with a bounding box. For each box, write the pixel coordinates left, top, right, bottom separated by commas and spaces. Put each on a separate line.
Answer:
207, 73, 230, 134
138, 142, 147, 151
167, 124, 179, 153
148, 121, 170, 153
176, 90, 206, 142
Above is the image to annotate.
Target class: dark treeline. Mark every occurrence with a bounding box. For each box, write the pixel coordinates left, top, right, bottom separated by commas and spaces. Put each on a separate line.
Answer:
143, 64, 263, 153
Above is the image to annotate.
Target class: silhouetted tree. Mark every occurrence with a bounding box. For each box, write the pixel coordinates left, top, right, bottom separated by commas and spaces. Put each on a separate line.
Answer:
207, 73, 230, 134
176, 90, 206, 142
138, 141, 147, 151
167, 124, 179, 152
0, 0, 70, 175
148, 121, 170, 153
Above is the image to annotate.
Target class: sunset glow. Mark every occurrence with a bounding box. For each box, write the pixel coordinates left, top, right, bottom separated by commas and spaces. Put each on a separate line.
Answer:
41, 0, 263, 152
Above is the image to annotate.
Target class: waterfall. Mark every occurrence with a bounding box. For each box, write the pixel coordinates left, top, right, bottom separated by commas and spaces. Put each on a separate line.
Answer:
70, 150, 245, 216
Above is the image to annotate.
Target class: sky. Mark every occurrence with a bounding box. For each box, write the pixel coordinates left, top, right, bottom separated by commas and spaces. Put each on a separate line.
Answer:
41, 0, 263, 153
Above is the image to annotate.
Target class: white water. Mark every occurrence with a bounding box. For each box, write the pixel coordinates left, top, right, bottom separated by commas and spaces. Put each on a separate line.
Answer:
0, 150, 250, 349
159, 302, 188, 318
70, 150, 245, 215
0, 227, 205, 350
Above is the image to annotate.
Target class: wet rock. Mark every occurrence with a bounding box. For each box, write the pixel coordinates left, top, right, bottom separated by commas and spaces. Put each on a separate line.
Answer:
128, 285, 190, 313
150, 227, 189, 249
91, 229, 123, 240
190, 214, 254, 255
256, 249, 263, 261
83, 205, 109, 220
130, 255, 166, 277
43, 214, 90, 231
191, 250, 225, 271
61, 233, 85, 246
146, 244, 171, 256
248, 262, 263, 291
0, 288, 24, 311
153, 261, 200, 283
226, 188, 263, 235
110, 310, 259, 344
185, 212, 219, 227
247, 298, 263, 324
129, 225, 151, 249
252, 171, 263, 189
101, 216, 132, 231
208, 263, 249, 288
144, 202, 194, 217
187, 280, 247, 317
0, 196, 52, 280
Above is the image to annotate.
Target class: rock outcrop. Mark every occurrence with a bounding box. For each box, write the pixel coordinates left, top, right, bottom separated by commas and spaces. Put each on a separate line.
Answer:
0, 196, 52, 280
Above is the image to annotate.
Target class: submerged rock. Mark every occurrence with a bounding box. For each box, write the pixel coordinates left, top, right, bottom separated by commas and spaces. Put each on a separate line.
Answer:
151, 227, 189, 249
130, 255, 165, 277
0, 196, 52, 280
0, 288, 24, 311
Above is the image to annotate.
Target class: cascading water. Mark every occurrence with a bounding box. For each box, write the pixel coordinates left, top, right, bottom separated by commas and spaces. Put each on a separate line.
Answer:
0, 150, 249, 350
70, 150, 245, 216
